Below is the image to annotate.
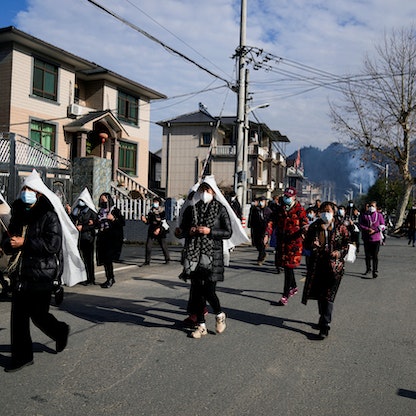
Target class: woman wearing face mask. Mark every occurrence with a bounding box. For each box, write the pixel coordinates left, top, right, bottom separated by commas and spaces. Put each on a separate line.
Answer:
179, 181, 232, 339
2, 173, 80, 371
96, 193, 125, 288
69, 188, 98, 285
273, 187, 308, 305
359, 201, 385, 278
302, 201, 350, 339
141, 196, 170, 266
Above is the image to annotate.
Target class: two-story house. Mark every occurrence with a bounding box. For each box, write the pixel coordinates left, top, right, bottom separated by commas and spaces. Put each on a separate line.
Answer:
0, 26, 165, 203
158, 105, 289, 202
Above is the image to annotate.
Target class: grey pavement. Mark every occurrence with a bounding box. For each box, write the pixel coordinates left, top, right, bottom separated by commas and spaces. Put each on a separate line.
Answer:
0, 237, 415, 416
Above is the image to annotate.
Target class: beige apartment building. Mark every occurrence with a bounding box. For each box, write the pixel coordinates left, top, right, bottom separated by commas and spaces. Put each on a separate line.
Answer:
0, 26, 165, 198
158, 105, 289, 201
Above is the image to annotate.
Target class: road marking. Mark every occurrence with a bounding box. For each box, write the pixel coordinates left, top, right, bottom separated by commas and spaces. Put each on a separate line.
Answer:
95, 264, 137, 275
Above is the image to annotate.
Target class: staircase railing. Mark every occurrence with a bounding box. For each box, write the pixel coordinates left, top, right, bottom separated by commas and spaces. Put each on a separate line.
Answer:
111, 169, 160, 220
0, 132, 71, 169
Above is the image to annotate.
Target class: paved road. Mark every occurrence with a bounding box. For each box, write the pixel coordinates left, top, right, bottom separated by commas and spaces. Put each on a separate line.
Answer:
0, 237, 415, 416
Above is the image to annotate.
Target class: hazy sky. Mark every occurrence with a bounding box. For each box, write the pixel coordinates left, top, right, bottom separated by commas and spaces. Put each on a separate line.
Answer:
2, 0, 416, 155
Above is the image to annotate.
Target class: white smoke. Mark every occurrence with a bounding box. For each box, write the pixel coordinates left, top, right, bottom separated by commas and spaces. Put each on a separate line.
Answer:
348, 156, 377, 194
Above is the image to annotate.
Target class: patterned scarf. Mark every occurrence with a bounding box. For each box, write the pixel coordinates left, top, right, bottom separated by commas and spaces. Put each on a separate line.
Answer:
184, 199, 220, 273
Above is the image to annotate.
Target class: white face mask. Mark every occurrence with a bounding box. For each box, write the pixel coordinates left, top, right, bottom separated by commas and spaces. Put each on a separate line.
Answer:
338, 209, 345, 217
320, 212, 333, 223
369, 206, 376, 213
201, 192, 213, 204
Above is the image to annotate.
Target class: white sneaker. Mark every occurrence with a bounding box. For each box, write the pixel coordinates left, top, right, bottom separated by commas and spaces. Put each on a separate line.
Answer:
191, 325, 207, 339
215, 312, 226, 334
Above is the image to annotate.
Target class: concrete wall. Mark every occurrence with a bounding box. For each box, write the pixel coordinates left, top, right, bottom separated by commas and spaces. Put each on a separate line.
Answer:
123, 219, 181, 245
72, 156, 112, 205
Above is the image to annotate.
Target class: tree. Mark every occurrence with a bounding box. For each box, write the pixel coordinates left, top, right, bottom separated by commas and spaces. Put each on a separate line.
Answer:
366, 177, 407, 218
330, 26, 416, 230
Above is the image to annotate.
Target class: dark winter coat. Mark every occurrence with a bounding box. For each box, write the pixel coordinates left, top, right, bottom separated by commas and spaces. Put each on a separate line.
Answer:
301, 218, 349, 304
96, 204, 125, 265
145, 206, 168, 239
180, 200, 232, 282
273, 201, 308, 269
70, 206, 98, 243
3, 196, 63, 291
248, 204, 272, 245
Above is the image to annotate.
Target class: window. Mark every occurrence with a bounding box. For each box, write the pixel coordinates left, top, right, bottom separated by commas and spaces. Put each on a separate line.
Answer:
118, 140, 137, 175
201, 159, 211, 176
118, 91, 139, 125
30, 120, 56, 152
200, 132, 212, 147
32, 58, 58, 101
257, 160, 263, 179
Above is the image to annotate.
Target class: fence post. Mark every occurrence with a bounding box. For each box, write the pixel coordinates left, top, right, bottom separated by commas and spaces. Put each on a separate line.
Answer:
8, 133, 17, 202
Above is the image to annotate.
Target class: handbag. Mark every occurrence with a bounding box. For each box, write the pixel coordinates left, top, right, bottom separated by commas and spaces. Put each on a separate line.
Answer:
344, 243, 356, 263
5, 225, 27, 278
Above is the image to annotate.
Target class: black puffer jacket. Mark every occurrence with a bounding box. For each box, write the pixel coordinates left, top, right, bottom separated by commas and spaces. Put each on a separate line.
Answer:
3, 196, 63, 291
180, 201, 232, 282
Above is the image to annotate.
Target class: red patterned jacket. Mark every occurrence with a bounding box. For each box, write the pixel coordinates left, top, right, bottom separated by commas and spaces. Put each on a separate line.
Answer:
273, 201, 308, 268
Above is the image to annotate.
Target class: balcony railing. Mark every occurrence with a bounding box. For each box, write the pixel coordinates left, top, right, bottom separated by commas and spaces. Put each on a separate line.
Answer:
211, 145, 236, 156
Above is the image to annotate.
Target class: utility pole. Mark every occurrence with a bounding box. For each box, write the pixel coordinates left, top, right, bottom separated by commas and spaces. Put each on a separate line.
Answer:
242, 68, 249, 208
235, 0, 247, 207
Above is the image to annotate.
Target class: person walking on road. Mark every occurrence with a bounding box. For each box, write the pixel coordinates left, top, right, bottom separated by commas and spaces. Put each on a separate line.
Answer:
69, 188, 98, 285
273, 187, 308, 305
248, 196, 272, 265
346, 201, 361, 253
141, 197, 170, 266
2, 170, 86, 372
179, 179, 232, 339
405, 205, 416, 247
359, 201, 385, 278
227, 191, 242, 221
96, 193, 125, 288
302, 201, 350, 339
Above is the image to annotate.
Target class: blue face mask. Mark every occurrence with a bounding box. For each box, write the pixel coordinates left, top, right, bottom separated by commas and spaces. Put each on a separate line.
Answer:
283, 196, 293, 206
21, 190, 37, 205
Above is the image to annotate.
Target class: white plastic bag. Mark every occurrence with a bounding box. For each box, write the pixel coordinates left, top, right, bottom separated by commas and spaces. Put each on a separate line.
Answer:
161, 219, 170, 231
344, 243, 356, 263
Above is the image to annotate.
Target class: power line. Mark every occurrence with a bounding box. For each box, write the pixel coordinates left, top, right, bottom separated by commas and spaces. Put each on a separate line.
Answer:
85, 0, 233, 88
123, 0, 233, 80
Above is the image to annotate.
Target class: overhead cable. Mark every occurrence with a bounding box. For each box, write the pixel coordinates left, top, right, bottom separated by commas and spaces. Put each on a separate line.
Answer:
85, 0, 233, 88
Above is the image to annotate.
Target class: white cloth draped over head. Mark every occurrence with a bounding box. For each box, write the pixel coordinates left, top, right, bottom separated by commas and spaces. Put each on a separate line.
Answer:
22, 169, 87, 286
0, 192, 11, 231
189, 175, 250, 249
72, 187, 97, 213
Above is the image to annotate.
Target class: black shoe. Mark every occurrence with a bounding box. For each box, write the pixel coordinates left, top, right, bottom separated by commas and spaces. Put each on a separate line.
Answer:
56, 324, 70, 353
363, 269, 371, 275
373, 271, 378, 278
5, 359, 34, 373
140, 262, 150, 267
318, 327, 329, 339
164, 260, 170, 264
100, 279, 114, 288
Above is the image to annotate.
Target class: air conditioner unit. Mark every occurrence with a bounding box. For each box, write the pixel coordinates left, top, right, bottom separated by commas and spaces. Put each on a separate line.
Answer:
67, 103, 86, 117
